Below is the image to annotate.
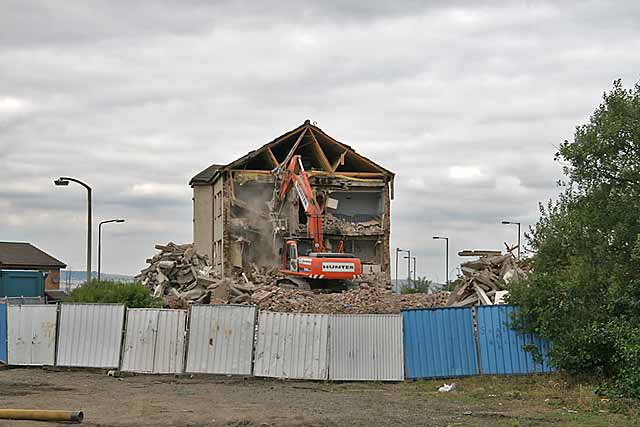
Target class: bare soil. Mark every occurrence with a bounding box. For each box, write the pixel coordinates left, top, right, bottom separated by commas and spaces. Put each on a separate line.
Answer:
0, 368, 636, 426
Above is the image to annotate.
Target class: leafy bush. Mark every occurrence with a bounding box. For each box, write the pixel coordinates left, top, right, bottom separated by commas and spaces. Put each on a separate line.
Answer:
509, 80, 640, 399
401, 277, 434, 294
65, 280, 162, 308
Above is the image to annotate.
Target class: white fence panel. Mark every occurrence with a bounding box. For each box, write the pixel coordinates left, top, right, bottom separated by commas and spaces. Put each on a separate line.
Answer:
254, 312, 329, 380
185, 305, 256, 375
56, 304, 125, 368
7, 305, 57, 366
121, 309, 187, 373
329, 314, 404, 381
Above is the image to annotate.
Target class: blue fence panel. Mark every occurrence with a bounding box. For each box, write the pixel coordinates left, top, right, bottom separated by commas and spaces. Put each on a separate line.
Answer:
0, 302, 6, 364
402, 307, 479, 379
0, 270, 45, 298
476, 305, 554, 375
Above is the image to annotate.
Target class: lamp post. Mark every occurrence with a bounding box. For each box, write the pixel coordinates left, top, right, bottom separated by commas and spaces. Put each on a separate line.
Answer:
404, 255, 417, 287
98, 219, 125, 281
501, 220, 521, 258
395, 248, 410, 292
55, 177, 92, 285
432, 236, 449, 287
412, 256, 416, 282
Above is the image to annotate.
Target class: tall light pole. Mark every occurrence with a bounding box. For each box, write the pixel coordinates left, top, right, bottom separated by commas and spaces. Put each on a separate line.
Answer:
395, 248, 409, 292
432, 236, 449, 287
98, 219, 125, 281
404, 256, 416, 283
55, 177, 92, 285
412, 256, 416, 282
501, 220, 521, 259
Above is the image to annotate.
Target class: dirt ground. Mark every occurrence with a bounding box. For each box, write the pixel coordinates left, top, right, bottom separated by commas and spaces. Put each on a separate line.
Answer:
0, 368, 637, 426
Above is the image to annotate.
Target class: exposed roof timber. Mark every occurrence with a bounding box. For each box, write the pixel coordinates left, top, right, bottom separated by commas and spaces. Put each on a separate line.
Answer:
267, 147, 279, 168
280, 127, 308, 170
312, 128, 393, 177
308, 129, 332, 172
190, 121, 395, 187
331, 150, 348, 172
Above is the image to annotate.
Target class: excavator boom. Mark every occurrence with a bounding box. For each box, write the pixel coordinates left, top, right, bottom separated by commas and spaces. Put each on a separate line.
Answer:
276, 155, 362, 289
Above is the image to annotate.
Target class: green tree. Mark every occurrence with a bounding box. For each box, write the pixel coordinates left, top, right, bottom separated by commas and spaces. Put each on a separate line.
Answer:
401, 276, 434, 294
510, 80, 640, 398
65, 280, 163, 308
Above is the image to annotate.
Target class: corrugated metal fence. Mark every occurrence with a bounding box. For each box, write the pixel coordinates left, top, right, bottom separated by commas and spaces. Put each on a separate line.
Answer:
254, 312, 329, 380
185, 305, 257, 375
329, 314, 404, 381
121, 309, 187, 374
0, 302, 6, 364
7, 305, 57, 366
403, 308, 479, 379
476, 305, 554, 375
0, 302, 553, 380
57, 304, 126, 368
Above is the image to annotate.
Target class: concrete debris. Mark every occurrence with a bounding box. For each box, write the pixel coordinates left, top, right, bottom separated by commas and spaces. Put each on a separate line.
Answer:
135, 242, 215, 307
249, 285, 449, 314
447, 253, 528, 307
322, 213, 383, 235
138, 244, 448, 313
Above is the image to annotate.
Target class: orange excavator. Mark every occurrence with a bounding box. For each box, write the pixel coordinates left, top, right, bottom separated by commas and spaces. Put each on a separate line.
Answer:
275, 155, 362, 290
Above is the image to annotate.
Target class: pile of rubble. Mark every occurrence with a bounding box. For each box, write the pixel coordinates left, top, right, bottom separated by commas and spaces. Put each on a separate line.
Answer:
136, 243, 217, 305
248, 284, 448, 314
137, 243, 449, 313
200, 276, 447, 314
297, 213, 383, 236
447, 252, 527, 307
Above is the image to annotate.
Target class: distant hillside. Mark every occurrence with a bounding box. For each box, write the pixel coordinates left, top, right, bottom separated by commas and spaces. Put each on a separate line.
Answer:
60, 270, 134, 290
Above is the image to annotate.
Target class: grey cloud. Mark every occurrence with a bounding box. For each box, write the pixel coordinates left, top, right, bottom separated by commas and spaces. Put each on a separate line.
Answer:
2, 0, 639, 276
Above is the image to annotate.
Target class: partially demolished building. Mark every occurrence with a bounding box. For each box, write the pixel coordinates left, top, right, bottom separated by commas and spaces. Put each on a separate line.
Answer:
190, 120, 395, 278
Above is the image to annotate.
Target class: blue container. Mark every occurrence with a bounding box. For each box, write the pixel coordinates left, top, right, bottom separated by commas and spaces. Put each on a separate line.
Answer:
0, 302, 6, 364
0, 270, 45, 298
476, 305, 554, 375
402, 307, 480, 379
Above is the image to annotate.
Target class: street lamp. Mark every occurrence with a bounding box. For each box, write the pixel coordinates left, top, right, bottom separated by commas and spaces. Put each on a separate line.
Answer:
501, 220, 521, 259
432, 236, 449, 287
98, 219, 125, 280
395, 248, 410, 292
55, 177, 92, 284
404, 256, 417, 284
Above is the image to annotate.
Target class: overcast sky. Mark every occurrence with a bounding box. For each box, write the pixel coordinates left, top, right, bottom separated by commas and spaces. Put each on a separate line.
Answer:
1, 1, 639, 280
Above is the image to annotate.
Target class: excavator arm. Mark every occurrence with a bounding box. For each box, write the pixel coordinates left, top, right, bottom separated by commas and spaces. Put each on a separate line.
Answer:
279, 155, 325, 251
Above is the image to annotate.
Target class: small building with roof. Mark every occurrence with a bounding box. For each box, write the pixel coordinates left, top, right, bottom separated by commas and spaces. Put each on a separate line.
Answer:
0, 242, 67, 297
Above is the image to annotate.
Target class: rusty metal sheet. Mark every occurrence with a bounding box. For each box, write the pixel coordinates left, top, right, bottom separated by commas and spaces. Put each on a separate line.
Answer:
329, 314, 404, 381
185, 305, 256, 375
56, 304, 125, 368
121, 309, 187, 374
7, 304, 57, 366
254, 312, 329, 380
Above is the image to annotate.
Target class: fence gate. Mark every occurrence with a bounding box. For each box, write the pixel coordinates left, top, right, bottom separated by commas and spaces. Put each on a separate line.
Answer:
329, 314, 404, 381
402, 307, 479, 379
185, 305, 257, 375
121, 309, 187, 374
7, 305, 57, 366
56, 304, 125, 368
254, 312, 329, 380
476, 305, 554, 375
0, 302, 6, 364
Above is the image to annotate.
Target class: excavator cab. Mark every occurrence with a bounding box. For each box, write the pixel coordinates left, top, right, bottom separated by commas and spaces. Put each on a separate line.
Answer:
280, 238, 362, 290
284, 240, 299, 272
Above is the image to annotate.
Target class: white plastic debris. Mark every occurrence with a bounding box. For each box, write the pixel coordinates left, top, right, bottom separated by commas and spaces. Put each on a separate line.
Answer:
438, 383, 456, 392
